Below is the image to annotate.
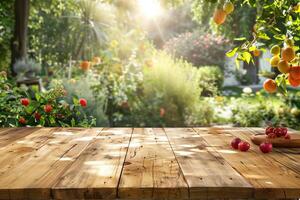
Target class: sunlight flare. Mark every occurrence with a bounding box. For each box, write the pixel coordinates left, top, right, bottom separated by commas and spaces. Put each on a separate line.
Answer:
137, 0, 163, 19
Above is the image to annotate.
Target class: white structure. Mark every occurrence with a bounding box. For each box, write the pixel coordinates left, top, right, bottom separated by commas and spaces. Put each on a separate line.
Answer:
224, 51, 272, 86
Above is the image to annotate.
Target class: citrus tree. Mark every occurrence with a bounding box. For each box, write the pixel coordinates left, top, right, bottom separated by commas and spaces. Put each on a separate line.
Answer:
199, 0, 300, 95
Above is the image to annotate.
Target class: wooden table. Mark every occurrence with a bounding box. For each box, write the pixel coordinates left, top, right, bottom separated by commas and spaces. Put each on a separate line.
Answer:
0, 127, 300, 200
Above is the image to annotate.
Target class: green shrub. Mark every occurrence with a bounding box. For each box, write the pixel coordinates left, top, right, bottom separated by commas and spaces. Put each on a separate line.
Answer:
213, 91, 300, 129
231, 96, 276, 127
122, 51, 214, 127
53, 73, 109, 127
0, 72, 95, 127
198, 66, 224, 96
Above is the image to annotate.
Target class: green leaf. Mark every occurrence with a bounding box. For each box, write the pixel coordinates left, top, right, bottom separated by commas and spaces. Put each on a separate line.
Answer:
226, 47, 239, 58
234, 37, 247, 41
273, 34, 285, 40
35, 93, 41, 101
249, 46, 256, 51
275, 74, 287, 96
242, 52, 252, 64
49, 116, 56, 125
258, 32, 271, 40
71, 118, 75, 127
73, 97, 79, 105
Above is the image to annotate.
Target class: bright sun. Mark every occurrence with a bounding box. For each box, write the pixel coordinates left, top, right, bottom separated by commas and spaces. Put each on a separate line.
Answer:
137, 0, 163, 19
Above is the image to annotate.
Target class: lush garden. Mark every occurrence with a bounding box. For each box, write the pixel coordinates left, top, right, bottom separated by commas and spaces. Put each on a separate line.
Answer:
1, 0, 300, 129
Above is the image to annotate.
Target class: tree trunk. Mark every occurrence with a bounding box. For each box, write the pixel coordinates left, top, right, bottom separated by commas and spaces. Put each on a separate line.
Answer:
11, 0, 30, 76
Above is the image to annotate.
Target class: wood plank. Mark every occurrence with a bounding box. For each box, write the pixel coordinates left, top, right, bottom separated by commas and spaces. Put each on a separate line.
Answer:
0, 128, 41, 148
118, 128, 189, 200
247, 128, 300, 173
0, 128, 11, 135
194, 127, 300, 199
52, 128, 132, 200
242, 127, 300, 198
0, 127, 59, 176
164, 128, 253, 200
0, 128, 101, 200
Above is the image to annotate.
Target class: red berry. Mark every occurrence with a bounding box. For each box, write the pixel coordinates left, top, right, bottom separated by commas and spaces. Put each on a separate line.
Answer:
273, 128, 282, 137
267, 132, 277, 139
238, 141, 250, 152
20, 98, 30, 106
265, 126, 274, 135
284, 134, 291, 140
18, 117, 26, 125
231, 137, 242, 149
281, 127, 288, 136
79, 98, 87, 107
44, 104, 53, 113
34, 112, 41, 120
259, 142, 272, 153
160, 107, 165, 117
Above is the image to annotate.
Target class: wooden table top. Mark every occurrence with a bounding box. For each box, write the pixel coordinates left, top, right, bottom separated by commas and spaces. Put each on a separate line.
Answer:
0, 127, 300, 200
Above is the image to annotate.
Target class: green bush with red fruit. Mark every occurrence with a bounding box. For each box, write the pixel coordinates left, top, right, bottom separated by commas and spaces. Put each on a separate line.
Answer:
0, 71, 95, 127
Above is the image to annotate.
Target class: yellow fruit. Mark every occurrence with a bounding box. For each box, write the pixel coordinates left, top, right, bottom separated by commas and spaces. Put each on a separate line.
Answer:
223, 2, 234, 14
270, 45, 280, 55
270, 56, 280, 67
277, 60, 290, 73
213, 9, 227, 25
282, 47, 295, 62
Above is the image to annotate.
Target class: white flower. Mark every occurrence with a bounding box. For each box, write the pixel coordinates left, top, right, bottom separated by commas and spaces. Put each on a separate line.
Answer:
243, 87, 252, 94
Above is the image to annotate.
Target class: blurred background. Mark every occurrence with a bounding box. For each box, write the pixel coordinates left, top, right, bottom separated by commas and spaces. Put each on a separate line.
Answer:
1, 0, 300, 129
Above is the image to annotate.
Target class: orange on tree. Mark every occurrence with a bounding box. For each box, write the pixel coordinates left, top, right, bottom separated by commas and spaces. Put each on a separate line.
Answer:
270, 55, 280, 67
213, 9, 227, 25
288, 73, 300, 87
277, 60, 290, 73
289, 66, 300, 81
252, 49, 261, 57
223, 1, 234, 14
80, 61, 90, 71
281, 47, 295, 62
263, 79, 277, 93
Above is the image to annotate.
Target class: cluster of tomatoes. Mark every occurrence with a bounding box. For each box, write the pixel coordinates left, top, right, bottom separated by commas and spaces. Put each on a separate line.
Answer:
265, 126, 290, 140
213, 1, 234, 25
18, 98, 87, 125
264, 39, 300, 93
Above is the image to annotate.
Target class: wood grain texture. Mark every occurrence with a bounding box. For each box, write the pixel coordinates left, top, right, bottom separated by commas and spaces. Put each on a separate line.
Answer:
194, 127, 300, 199
52, 128, 132, 200
0, 127, 41, 148
164, 128, 253, 200
251, 132, 300, 147
118, 128, 188, 200
0, 127, 300, 200
0, 128, 100, 200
